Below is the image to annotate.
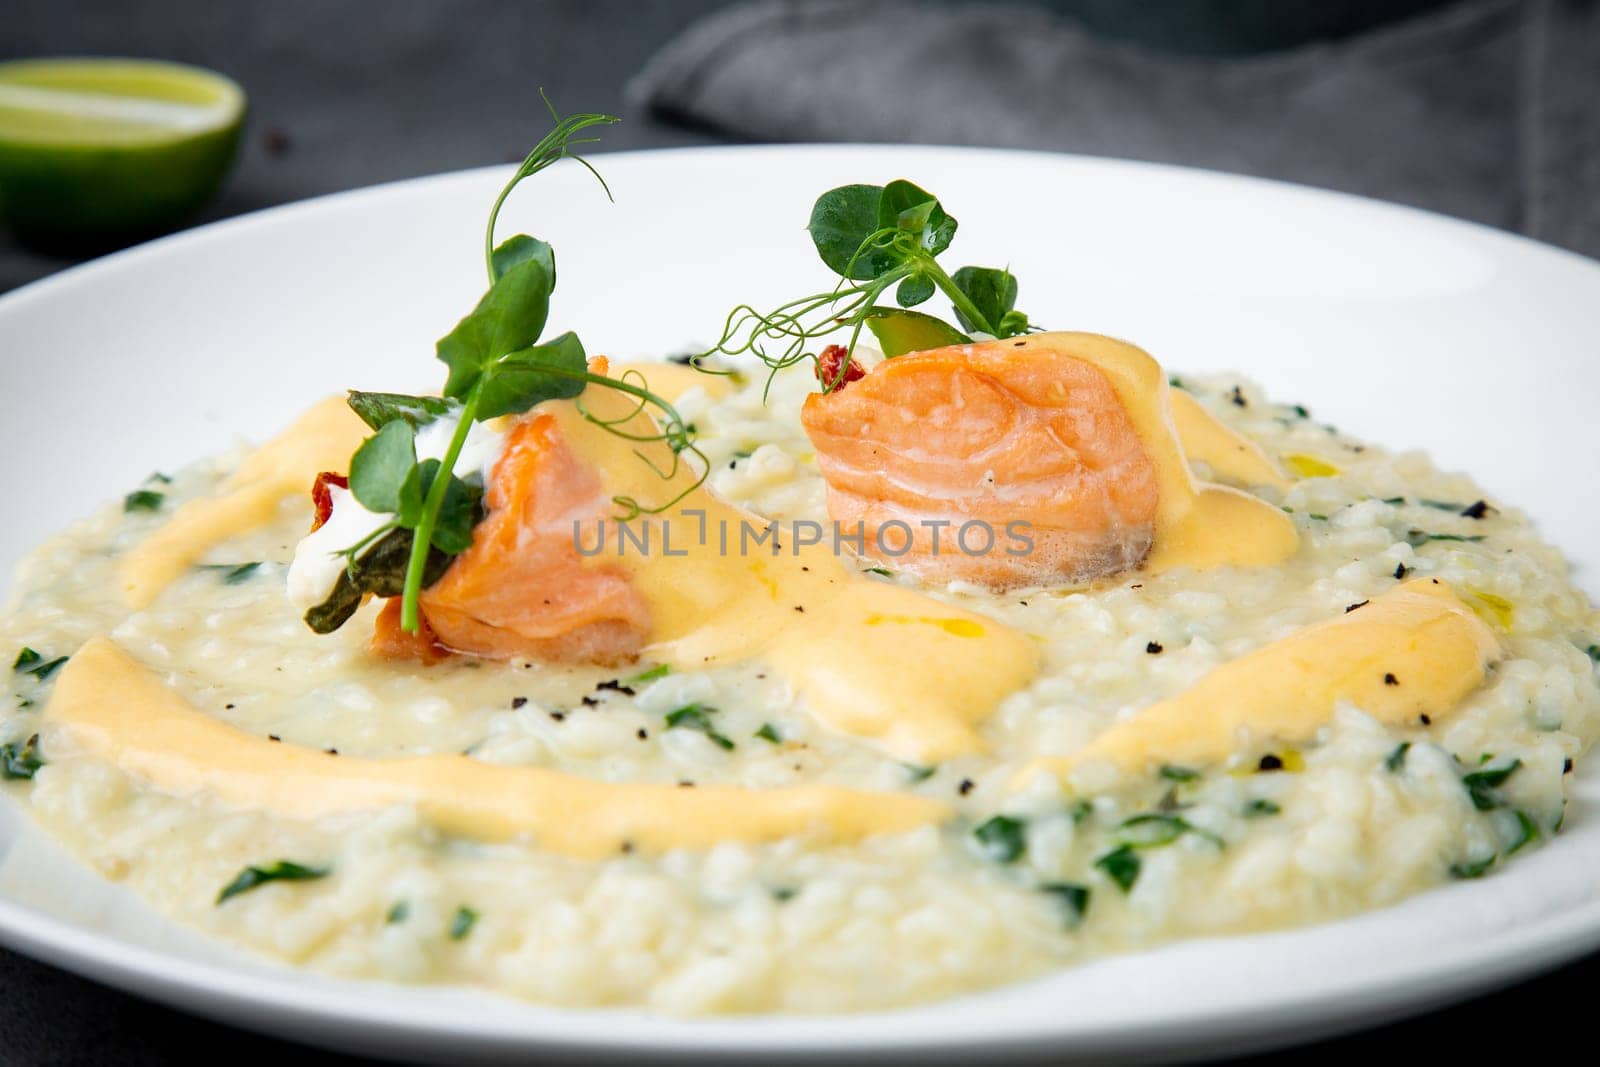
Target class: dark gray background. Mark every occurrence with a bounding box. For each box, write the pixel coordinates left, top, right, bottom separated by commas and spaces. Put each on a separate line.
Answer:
2, 1, 1596, 1062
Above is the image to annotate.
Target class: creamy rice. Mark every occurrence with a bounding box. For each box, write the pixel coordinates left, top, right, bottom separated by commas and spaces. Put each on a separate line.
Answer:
1, 366, 1597, 1013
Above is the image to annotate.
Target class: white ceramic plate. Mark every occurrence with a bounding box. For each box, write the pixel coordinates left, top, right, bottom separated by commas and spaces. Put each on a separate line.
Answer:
0, 146, 1597, 1064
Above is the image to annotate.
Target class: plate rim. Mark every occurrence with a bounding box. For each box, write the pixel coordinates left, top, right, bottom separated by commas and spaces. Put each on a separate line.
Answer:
4, 140, 1597, 322
0, 872, 1596, 1061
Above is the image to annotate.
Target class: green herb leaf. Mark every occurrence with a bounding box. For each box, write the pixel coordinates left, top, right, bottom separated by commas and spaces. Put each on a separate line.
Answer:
397, 461, 485, 553
973, 814, 1027, 863
1384, 742, 1411, 773
1117, 812, 1224, 849
862, 307, 970, 357
755, 723, 782, 744
1117, 813, 1184, 848
349, 419, 417, 514
437, 252, 555, 400
1462, 758, 1521, 812
1095, 845, 1141, 892
808, 183, 898, 279
902, 762, 936, 782
895, 273, 935, 308
1158, 764, 1201, 783
200, 561, 262, 585
1406, 530, 1486, 547
1243, 798, 1281, 817
664, 703, 735, 750
475, 330, 588, 421
1449, 855, 1495, 880
628, 664, 671, 685
450, 905, 478, 940
877, 179, 956, 256
490, 234, 556, 287
386, 900, 410, 924
1506, 810, 1539, 855
12, 648, 67, 681
996, 309, 1031, 335
124, 489, 164, 512
216, 860, 328, 904
346, 391, 453, 432
430, 475, 485, 554
950, 266, 1019, 336
0, 735, 43, 780
1042, 882, 1091, 928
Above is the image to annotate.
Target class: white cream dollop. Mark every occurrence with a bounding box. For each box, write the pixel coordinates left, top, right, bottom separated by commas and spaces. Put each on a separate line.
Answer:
284, 409, 509, 613
286, 485, 391, 612
415, 412, 507, 487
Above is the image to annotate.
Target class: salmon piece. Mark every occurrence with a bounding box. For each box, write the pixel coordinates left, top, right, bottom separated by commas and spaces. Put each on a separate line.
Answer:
800, 337, 1159, 589
371, 597, 452, 664
375, 409, 650, 666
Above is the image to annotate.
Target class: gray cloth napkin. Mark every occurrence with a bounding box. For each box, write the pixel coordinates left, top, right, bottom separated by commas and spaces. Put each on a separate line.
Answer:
632, 0, 1600, 257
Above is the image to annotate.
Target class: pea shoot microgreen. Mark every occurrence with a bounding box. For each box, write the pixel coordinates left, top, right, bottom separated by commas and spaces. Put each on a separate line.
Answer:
698, 179, 1037, 394
309, 99, 708, 636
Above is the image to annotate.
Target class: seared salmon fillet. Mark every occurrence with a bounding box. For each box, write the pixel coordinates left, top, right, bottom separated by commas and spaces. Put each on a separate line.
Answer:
800, 336, 1160, 589
371, 597, 452, 664
374, 410, 650, 665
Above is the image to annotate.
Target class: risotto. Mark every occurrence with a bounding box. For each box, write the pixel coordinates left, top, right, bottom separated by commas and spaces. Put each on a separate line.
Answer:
0, 134, 1596, 1015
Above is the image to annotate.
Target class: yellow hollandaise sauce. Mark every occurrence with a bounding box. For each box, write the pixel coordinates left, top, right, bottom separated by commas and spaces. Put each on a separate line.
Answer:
108, 364, 1037, 763
1167, 387, 1290, 490
107, 343, 1291, 769
113, 366, 717, 616
44, 638, 948, 859
1006, 332, 1299, 574
1018, 578, 1501, 784
119, 396, 368, 609
548, 374, 1038, 763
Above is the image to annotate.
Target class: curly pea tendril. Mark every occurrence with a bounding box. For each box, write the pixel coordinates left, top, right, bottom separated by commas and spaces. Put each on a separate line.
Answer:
693, 178, 1038, 399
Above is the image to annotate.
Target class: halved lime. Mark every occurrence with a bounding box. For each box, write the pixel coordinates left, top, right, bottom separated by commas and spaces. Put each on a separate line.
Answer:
0, 58, 246, 242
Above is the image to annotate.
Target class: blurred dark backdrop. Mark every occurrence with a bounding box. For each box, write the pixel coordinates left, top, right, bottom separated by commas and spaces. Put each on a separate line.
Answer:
0, 0, 1477, 293
1, 1, 1596, 1064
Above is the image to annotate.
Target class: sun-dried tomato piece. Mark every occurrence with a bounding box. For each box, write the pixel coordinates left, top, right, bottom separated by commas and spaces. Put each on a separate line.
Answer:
815, 344, 865, 391
310, 471, 349, 532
